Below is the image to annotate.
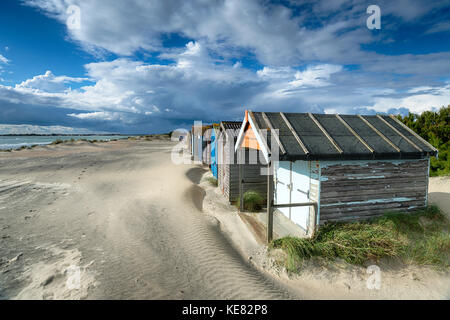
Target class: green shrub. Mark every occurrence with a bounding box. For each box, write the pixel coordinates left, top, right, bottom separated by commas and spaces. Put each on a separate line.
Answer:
51, 139, 64, 145
206, 177, 218, 187
396, 106, 449, 177
236, 190, 265, 212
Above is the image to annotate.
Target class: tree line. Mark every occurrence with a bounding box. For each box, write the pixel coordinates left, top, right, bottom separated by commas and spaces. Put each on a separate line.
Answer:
396, 105, 449, 176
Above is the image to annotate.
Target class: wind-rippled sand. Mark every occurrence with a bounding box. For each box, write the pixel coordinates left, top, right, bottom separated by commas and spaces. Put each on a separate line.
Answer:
0, 139, 295, 299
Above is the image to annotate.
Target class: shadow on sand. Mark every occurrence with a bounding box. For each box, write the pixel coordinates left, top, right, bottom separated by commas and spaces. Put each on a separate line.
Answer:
185, 166, 208, 184
184, 166, 208, 211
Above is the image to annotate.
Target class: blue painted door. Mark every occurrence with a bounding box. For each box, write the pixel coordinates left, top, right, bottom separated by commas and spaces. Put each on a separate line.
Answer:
211, 130, 218, 178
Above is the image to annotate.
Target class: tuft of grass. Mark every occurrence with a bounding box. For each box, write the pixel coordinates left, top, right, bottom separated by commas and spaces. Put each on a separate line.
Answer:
271, 206, 450, 272
51, 139, 64, 145
236, 190, 265, 212
206, 177, 218, 187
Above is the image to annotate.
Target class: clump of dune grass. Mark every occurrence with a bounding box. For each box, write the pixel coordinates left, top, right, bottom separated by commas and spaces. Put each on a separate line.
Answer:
271, 206, 449, 272
51, 139, 64, 145
206, 177, 218, 187
236, 190, 265, 212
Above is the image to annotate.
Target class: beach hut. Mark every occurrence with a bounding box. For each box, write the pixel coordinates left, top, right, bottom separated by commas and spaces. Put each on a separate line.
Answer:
217, 121, 267, 203
203, 128, 212, 166
186, 131, 192, 153
235, 110, 438, 239
202, 124, 220, 167
210, 124, 220, 178
171, 129, 189, 142
191, 124, 212, 163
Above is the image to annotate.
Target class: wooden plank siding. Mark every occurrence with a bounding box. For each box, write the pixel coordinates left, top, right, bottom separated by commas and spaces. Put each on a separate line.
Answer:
319, 159, 429, 224
308, 160, 320, 232
217, 132, 267, 203
229, 162, 267, 203
203, 140, 211, 165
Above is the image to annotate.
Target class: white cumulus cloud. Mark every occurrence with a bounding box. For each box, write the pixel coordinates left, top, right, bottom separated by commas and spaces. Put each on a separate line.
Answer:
0, 54, 9, 64
290, 64, 343, 88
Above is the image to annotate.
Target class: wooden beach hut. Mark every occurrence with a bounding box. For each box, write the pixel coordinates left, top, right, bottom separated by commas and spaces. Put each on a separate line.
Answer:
191, 124, 212, 163
203, 128, 212, 166
203, 124, 220, 167
210, 124, 220, 178
235, 110, 438, 239
217, 121, 267, 203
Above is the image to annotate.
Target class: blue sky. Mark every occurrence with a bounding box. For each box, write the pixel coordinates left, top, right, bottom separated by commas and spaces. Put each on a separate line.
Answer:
0, 0, 449, 134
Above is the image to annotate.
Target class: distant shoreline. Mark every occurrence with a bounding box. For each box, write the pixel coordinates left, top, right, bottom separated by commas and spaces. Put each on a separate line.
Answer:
0, 135, 134, 151
0, 134, 172, 151
0, 134, 135, 137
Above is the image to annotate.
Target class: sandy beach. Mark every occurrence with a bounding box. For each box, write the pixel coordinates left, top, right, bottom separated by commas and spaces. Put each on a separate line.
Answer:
0, 139, 448, 300
0, 139, 295, 299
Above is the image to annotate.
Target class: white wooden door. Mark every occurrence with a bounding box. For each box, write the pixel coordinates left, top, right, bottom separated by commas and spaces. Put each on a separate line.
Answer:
290, 161, 311, 231
275, 161, 292, 219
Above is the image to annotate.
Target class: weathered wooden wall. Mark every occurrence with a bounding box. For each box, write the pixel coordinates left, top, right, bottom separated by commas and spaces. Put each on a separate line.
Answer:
192, 135, 200, 162
203, 141, 211, 165
217, 132, 227, 195
308, 160, 320, 232
319, 159, 429, 224
217, 134, 267, 203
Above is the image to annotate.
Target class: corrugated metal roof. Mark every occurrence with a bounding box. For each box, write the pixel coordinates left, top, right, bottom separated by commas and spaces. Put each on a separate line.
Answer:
220, 121, 242, 138
221, 121, 242, 130
250, 111, 437, 161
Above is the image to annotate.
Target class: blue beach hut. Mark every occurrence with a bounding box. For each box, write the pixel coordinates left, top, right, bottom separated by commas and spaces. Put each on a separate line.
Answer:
210, 124, 220, 178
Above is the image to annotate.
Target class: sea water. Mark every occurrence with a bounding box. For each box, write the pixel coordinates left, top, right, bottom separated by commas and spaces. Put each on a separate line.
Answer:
0, 135, 132, 150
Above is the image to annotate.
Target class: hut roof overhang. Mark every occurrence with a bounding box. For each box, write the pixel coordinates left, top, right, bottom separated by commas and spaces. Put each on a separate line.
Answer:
219, 121, 243, 142
235, 110, 438, 162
